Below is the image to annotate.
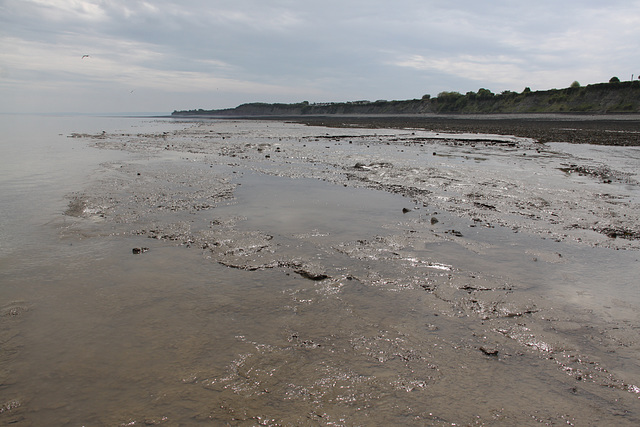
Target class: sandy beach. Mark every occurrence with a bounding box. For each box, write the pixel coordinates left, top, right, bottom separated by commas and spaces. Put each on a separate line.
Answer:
2, 115, 640, 425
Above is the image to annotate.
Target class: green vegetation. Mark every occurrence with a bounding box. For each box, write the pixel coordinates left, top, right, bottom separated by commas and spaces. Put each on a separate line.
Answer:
173, 79, 640, 116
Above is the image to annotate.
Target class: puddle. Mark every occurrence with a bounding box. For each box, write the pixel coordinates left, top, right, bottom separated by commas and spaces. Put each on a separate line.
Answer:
222, 172, 410, 241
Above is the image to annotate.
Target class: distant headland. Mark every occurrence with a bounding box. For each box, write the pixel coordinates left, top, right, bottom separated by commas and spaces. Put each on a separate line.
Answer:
172, 79, 640, 117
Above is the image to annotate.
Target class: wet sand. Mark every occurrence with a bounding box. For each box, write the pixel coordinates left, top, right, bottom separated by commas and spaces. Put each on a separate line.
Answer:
2, 117, 640, 425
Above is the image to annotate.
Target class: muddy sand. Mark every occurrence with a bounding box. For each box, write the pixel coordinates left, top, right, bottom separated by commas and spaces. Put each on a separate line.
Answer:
287, 114, 640, 146
4, 116, 639, 425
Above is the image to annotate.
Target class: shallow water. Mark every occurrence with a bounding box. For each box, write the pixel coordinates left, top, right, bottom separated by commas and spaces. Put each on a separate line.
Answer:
223, 172, 409, 242
0, 115, 179, 256
1, 115, 640, 425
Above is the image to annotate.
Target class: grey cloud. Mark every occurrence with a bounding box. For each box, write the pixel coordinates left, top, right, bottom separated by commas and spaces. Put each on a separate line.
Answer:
2, 0, 640, 113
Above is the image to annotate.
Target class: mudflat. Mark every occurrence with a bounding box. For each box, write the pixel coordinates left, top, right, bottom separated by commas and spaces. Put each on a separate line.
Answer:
3, 116, 639, 425
288, 113, 640, 145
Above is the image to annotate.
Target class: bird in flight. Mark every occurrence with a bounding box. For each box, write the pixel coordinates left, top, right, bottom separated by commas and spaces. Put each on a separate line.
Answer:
82, 55, 90, 59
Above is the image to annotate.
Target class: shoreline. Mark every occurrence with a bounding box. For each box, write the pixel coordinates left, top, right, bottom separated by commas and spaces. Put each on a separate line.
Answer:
3, 116, 639, 425
71, 119, 640, 422
288, 114, 640, 146
168, 113, 640, 146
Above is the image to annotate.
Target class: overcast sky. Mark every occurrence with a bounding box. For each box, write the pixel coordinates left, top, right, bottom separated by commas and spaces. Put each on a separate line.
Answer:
2, 0, 639, 114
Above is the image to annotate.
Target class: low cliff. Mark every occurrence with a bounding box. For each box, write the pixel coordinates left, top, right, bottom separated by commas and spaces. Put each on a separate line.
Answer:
172, 80, 640, 117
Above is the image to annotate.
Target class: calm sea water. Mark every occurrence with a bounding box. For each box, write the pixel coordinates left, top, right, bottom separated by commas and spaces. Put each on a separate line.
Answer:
1, 115, 171, 255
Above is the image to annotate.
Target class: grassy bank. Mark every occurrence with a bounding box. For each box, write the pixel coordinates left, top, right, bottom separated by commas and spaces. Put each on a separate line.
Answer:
173, 80, 640, 117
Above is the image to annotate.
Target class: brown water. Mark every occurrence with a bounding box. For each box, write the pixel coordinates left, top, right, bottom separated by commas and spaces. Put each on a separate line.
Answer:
1, 115, 639, 425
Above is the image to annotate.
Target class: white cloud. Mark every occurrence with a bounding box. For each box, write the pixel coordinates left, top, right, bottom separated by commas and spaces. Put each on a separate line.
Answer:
201, 7, 303, 33
22, 0, 107, 21
394, 54, 528, 88
0, 34, 309, 94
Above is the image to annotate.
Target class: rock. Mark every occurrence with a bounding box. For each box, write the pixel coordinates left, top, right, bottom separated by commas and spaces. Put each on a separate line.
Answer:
132, 247, 149, 254
479, 346, 499, 356
474, 202, 497, 210
294, 269, 329, 281
402, 207, 412, 214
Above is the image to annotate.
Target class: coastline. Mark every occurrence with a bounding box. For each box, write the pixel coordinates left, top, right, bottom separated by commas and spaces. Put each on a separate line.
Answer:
74, 119, 640, 423
2, 116, 639, 424
170, 113, 640, 146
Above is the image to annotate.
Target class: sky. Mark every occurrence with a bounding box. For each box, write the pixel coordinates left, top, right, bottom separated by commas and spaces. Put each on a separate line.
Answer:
1, 0, 640, 114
